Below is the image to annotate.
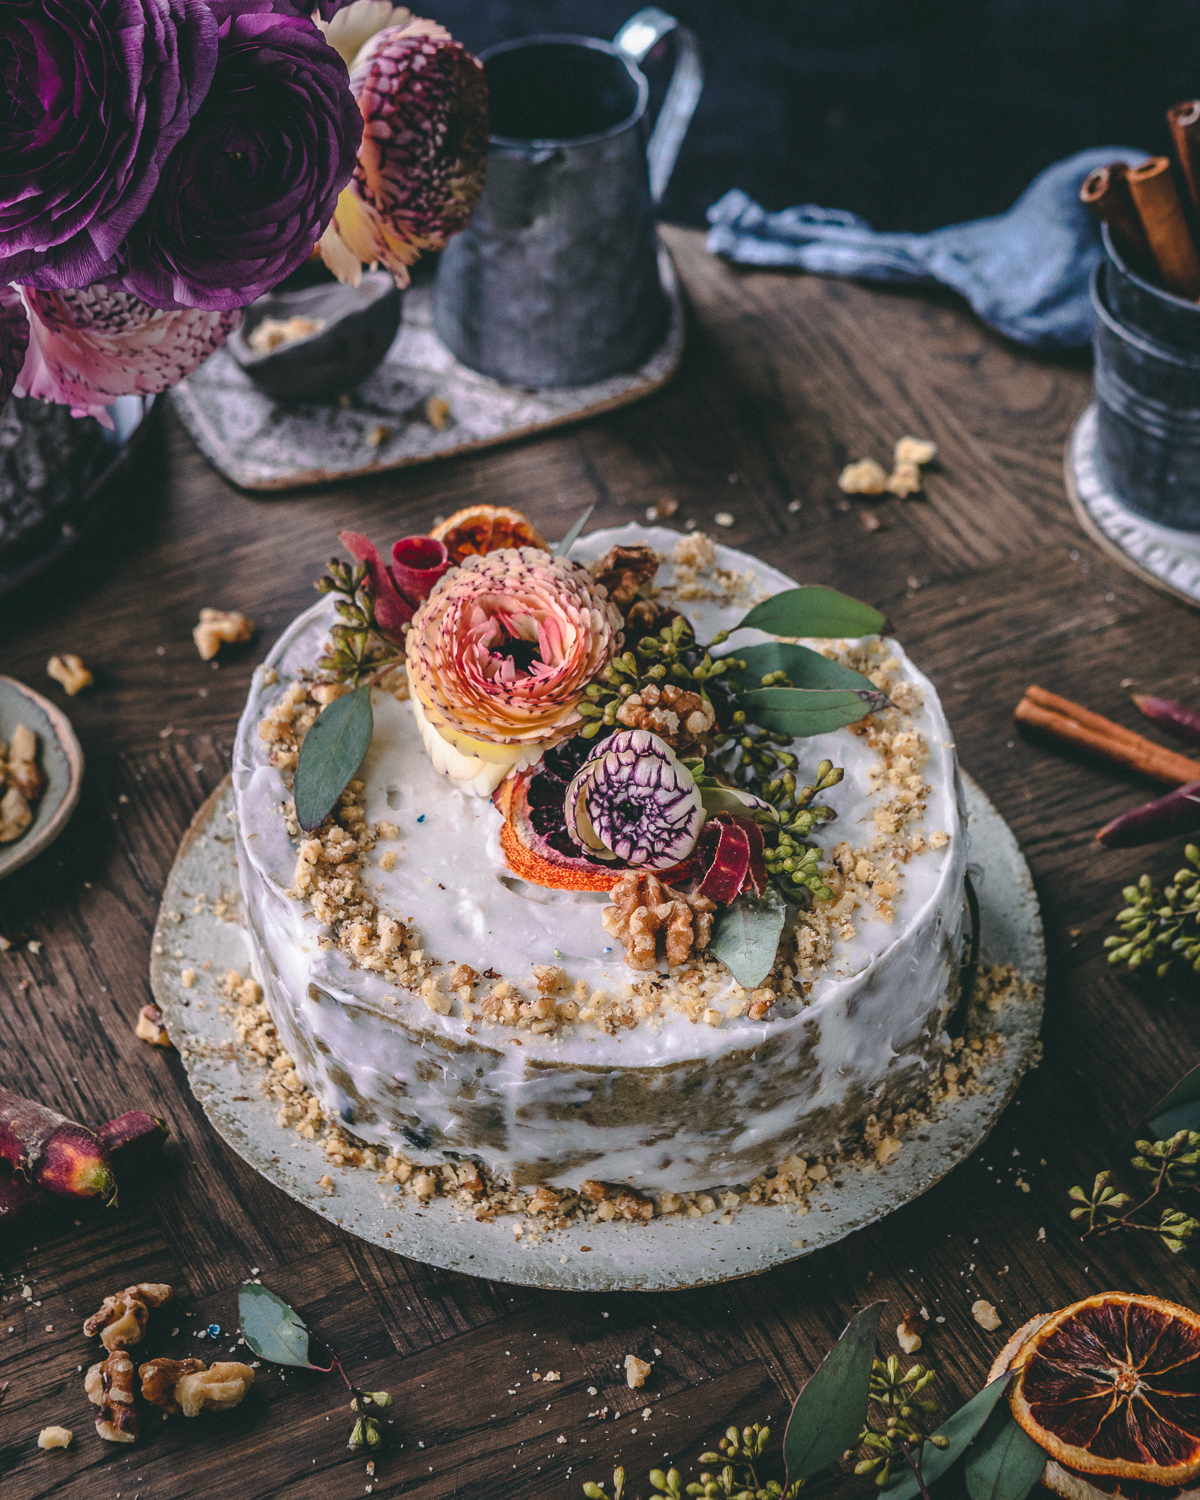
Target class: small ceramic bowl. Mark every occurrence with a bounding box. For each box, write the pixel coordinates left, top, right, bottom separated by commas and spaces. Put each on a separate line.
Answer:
0, 676, 84, 881
228, 271, 403, 403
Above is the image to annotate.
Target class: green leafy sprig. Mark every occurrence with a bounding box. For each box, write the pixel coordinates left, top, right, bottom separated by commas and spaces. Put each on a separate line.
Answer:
238, 1284, 393, 1454
315, 556, 404, 687
587, 1305, 1042, 1500
1104, 846, 1200, 978
1069, 1141, 1200, 1254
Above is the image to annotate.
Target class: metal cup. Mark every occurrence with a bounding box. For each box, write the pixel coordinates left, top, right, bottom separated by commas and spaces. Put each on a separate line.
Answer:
1093, 243, 1200, 531
433, 8, 702, 388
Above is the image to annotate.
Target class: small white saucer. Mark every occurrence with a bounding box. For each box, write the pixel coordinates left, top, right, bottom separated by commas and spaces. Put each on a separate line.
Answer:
0, 676, 84, 881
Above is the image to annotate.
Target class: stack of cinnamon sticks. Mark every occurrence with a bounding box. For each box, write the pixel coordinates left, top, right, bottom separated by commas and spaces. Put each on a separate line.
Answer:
1013, 685, 1200, 785
1082, 100, 1200, 299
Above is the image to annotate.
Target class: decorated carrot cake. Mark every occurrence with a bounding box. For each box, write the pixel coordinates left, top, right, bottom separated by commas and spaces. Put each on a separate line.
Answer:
232, 508, 966, 1204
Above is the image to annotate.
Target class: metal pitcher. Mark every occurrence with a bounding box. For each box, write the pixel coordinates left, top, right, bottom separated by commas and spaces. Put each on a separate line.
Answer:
433, 8, 702, 388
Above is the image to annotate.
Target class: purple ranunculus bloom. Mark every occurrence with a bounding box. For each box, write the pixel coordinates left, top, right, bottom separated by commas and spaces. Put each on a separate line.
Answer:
120, 5, 362, 310
0, 0, 218, 290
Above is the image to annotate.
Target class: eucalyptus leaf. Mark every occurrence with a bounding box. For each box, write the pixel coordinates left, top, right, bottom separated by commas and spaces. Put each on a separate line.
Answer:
725, 640, 881, 695
294, 685, 374, 832
884, 1375, 1011, 1500
238, 1283, 326, 1370
1147, 1060, 1200, 1139
783, 1300, 883, 1485
709, 887, 789, 988
552, 502, 596, 558
733, 585, 885, 641
740, 685, 884, 738
963, 1409, 1047, 1500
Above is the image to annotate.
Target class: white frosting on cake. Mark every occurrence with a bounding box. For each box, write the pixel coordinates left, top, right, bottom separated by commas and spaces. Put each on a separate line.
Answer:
232, 527, 967, 1193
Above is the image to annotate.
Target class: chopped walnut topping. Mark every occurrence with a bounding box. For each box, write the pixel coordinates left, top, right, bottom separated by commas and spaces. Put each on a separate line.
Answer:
86, 1352, 139, 1443
83, 1283, 173, 1353
588, 544, 661, 608
602, 872, 715, 970
580, 1179, 653, 1220
47, 653, 93, 695
193, 608, 254, 661
615, 681, 715, 753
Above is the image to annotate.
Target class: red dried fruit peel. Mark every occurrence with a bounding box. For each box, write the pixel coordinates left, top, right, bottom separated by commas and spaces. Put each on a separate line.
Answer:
390, 535, 449, 603
692, 815, 768, 903
1008, 1292, 1200, 1487
338, 528, 414, 639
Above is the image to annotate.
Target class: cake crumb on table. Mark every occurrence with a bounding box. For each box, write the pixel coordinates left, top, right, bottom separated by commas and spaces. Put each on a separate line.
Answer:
972, 1299, 1001, 1331
624, 1354, 652, 1389
37, 1427, 73, 1450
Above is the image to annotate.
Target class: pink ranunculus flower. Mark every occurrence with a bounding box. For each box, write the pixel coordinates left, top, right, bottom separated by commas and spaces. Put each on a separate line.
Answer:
14, 284, 238, 426
405, 547, 624, 796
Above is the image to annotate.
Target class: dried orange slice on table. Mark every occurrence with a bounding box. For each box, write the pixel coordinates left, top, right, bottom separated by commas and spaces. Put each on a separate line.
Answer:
430, 504, 548, 564
990, 1293, 1200, 1499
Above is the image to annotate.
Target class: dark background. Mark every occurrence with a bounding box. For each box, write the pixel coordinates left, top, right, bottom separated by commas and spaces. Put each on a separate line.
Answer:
426, 0, 1200, 230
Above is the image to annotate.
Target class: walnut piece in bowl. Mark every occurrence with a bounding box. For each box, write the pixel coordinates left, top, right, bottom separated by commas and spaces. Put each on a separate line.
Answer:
0, 676, 83, 882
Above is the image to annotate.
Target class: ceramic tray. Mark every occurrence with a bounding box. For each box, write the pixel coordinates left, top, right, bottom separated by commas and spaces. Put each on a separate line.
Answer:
151, 771, 1043, 1292
168, 246, 684, 493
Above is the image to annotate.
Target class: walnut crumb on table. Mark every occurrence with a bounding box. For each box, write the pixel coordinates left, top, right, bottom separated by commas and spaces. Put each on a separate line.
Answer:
193, 608, 254, 661
972, 1299, 1001, 1331
624, 1354, 652, 1389
47, 652, 93, 695
37, 1427, 73, 1450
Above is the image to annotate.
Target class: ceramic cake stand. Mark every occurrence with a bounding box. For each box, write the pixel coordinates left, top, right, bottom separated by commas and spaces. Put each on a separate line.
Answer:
151, 771, 1043, 1293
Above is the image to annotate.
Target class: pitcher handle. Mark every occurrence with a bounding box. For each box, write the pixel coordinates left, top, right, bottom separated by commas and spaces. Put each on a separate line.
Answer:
614, 8, 703, 205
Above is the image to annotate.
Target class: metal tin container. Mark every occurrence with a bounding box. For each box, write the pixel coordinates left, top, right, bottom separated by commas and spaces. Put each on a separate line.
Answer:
1093, 256, 1200, 531
1102, 223, 1200, 355
434, 10, 701, 389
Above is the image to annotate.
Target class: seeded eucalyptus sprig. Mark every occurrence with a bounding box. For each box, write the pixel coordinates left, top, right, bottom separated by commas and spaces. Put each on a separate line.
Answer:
1068, 1133, 1200, 1253
1104, 846, 1200, 978
582, 1422, 805, 1500
854, 1357, 948, 1490
315, 556, 405, 687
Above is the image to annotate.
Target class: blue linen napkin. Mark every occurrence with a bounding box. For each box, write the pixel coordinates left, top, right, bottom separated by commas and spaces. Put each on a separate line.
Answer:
706, 147, 1145, 350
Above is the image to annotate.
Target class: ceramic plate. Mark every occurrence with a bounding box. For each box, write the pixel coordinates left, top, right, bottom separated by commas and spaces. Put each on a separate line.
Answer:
0, 676, 84, 880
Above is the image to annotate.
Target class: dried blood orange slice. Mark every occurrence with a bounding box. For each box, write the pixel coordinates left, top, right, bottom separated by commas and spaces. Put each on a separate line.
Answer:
429, 505, 548, 564
1008, 1292, 1200, 1488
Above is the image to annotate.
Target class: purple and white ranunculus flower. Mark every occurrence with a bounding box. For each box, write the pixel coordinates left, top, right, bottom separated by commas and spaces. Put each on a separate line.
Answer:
0, 0, 218, 291
120, 1, 363, 309
318, 18, 488, 287
566, 730, 705, 871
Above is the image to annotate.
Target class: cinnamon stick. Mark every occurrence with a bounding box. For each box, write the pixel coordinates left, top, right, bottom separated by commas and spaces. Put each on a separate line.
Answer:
1080, 162, 1150, 258
1169, 99, 1200, 210
1015, 686, 1200, 785
1126, 156, 1200, 298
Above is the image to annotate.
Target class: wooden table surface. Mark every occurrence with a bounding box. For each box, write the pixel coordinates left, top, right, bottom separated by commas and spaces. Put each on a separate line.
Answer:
4, 226, 1200, 1500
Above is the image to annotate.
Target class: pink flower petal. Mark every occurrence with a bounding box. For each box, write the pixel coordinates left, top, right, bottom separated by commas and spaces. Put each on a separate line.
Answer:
338, 528, 413, 640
